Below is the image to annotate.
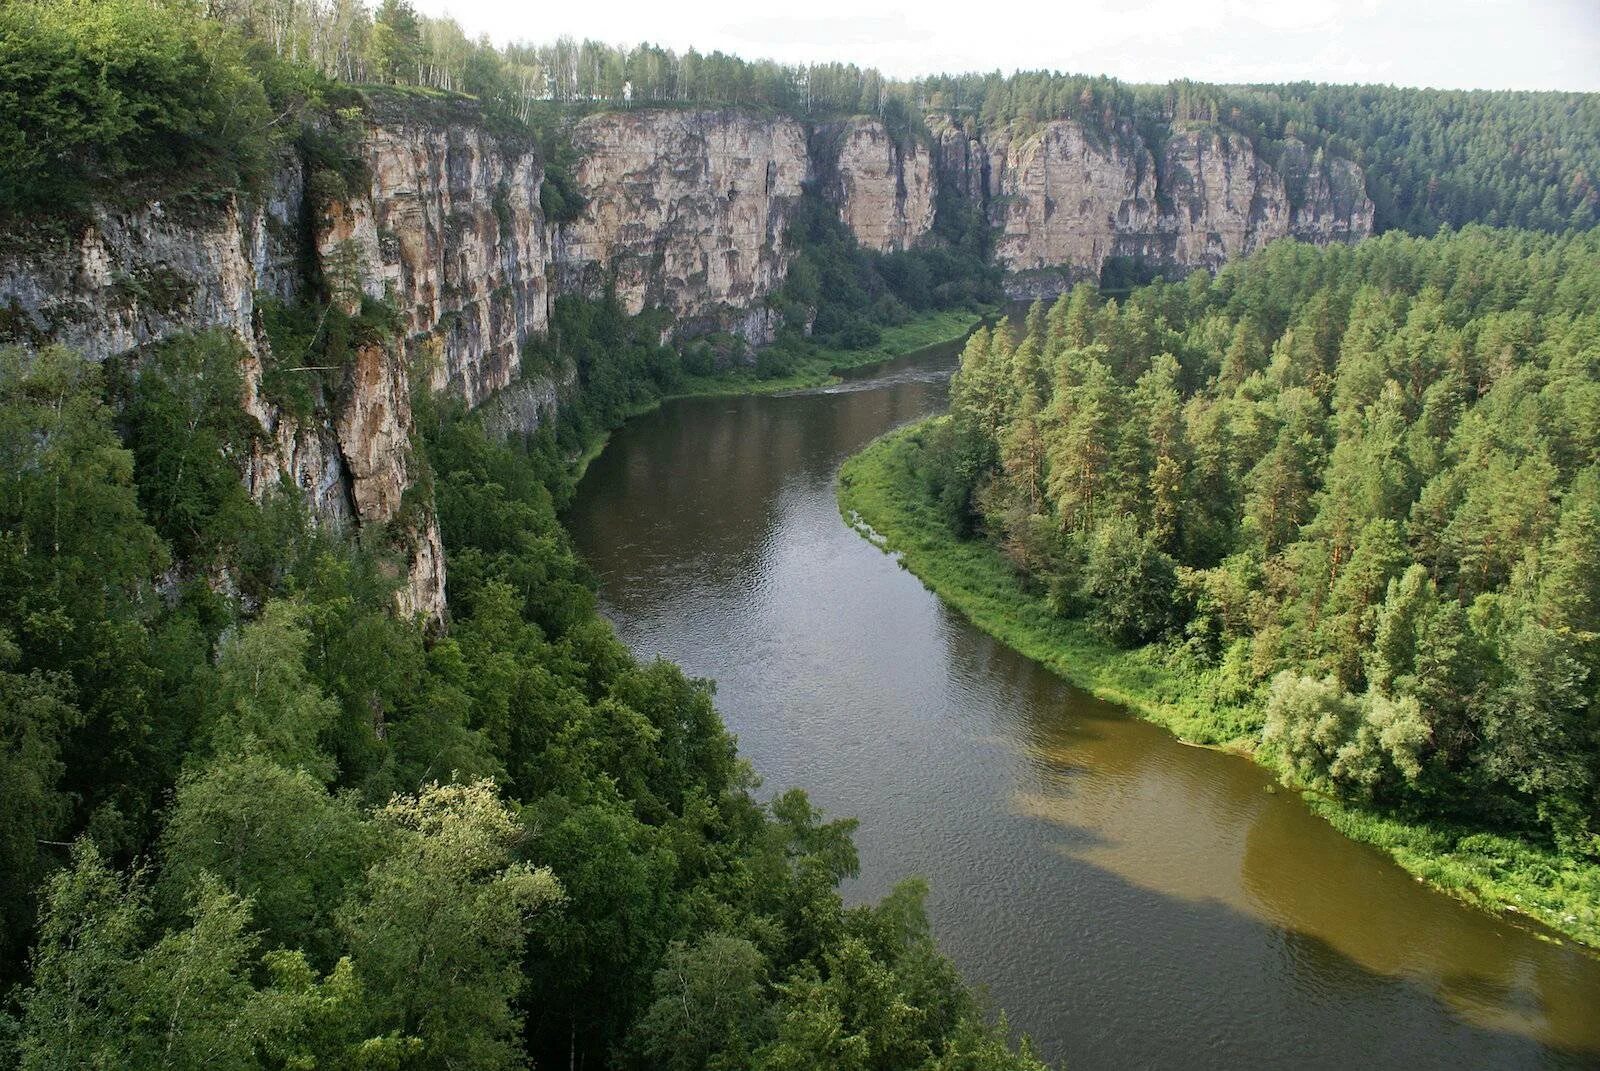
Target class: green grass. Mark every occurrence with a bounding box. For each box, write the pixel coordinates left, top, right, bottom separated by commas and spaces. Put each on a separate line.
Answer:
838, 419, 1600, 950
808, 307, 994, 372
569, 307, 987, 483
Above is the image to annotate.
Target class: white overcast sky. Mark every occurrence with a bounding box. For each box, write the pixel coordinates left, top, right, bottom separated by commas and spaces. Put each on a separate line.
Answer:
410, 0, 1600, 92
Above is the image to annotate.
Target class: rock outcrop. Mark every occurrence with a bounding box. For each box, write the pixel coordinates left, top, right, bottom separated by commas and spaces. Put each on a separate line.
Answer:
0, 97, 1381, 627
822, 118, 936, 252
931, 115, 1375, 297
1157, 123, 1289, 268
556, 110, 808, 343
1279, 139, 1375, 243
977, 119, 1161, 290
318, 109, 550, 406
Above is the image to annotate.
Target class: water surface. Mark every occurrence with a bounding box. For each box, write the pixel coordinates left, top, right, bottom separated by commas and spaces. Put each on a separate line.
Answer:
565, 344, 1600, 1069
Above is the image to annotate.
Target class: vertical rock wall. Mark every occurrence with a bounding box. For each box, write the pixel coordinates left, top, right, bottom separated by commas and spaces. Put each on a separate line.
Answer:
556, 109, 809, 343
930, 115, 1376, 297
822, 117, 937, 252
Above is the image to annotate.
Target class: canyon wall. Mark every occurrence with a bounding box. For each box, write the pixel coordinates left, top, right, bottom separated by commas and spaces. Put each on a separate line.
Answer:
930, 115, 1375, 296
820, 117, 937, 253
0, 105, 817, 623
0, 99, 1378, 624
556, 109, 809, 343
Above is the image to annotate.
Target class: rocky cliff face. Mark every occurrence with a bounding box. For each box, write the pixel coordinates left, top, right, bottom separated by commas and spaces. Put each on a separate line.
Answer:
0, 106, 818, 625
0, 100, 1380, 627
822, 118, 936, 252
973, 119, 1161, 290
0, 141, 466, 624
931, 115, 1375, 296
1279, 139, 1375, 243
318, 112, 550, 407
556, 110, 808, 343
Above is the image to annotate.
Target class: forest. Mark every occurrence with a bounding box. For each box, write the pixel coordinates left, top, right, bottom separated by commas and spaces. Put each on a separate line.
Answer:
3, 0, 1600, 1063
901, 227, 1600, 903
0, 301, 1047, 1067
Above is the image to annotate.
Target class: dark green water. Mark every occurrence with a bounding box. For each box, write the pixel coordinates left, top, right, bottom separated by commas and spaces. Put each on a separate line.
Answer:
565, 343, 1600, 1069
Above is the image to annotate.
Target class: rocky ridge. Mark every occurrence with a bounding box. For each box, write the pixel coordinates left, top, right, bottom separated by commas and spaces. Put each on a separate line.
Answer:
0, 101, 1376, 623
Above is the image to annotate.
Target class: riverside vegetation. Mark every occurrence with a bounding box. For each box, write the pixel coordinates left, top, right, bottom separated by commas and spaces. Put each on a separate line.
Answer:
0, 4, 1015, 1068
3, 0, 1600, 1066
0, 315, 1027, 1069
840, 227, 1600, 945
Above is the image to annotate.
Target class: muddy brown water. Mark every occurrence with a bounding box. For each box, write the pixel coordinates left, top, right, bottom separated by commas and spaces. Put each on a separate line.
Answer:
565, 342, 1600, 1069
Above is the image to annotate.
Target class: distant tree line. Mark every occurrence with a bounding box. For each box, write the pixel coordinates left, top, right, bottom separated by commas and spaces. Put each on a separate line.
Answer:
6, 0, 1594, 237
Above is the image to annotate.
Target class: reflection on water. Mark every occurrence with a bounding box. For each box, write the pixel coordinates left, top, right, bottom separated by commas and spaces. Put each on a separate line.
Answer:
565, 343, 1600, 1069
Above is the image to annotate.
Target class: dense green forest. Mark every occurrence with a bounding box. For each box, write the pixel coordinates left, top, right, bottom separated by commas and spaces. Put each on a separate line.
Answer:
0, 298, 1045, 1067
903, 227, 1599, 892
4, 0, 1600, 1061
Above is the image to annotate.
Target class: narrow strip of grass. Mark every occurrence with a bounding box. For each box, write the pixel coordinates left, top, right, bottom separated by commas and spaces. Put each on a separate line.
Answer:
808, 307, 994, 372
838, 418, 1600, 950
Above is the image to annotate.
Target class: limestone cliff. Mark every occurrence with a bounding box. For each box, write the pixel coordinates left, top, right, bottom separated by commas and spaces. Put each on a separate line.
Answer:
0, 105, 819, 624
1279, 139, 1376, 243
820, 118, 936, 253
931, 115, 1375, 296
0, 98, 1382, 627
974, 119, 1161, 291
318, 104, 550, 406
556, 109, 808, 343
0, 143, 466, 623
1156, 123, 1289, 268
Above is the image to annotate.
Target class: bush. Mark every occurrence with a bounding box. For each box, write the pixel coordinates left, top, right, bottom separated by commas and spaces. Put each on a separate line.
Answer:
0, 0, 274, 221
1078, 515, 1180, 646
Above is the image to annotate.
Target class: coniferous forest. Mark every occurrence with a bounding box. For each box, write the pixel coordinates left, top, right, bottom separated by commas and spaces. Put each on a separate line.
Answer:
2, 0, 1599, 1068
876, 227, 1600, 935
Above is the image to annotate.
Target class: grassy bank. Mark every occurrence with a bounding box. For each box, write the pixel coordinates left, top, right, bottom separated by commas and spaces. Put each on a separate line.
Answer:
569, 307, 987, 482
838, 418, 1600, 950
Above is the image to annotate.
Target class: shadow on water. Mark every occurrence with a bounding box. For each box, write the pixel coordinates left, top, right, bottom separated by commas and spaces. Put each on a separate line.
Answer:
564, 343, 1600, 1070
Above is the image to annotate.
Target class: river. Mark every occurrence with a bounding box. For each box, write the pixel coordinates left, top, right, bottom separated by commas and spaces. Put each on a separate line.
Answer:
564, 340, 1600, 1069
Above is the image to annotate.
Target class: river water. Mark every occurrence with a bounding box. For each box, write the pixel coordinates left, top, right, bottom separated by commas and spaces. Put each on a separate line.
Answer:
564, 342, 1600, 1069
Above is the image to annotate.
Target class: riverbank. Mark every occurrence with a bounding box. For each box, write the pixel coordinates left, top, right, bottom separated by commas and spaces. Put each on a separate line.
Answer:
837, 418, 1600, 950
569, 307, 988, 482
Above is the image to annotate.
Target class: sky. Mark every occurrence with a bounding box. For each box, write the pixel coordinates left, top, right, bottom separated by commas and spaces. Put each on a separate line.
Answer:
408, 0, 1600, 92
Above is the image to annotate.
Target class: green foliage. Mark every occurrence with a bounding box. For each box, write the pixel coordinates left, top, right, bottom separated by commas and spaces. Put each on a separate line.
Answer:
16, 842, 261, 1071
341, 780, 563, 1069
115, 331, 262, 567
841, 420, 1600, 945
889, 225, 1600, 930
771, 185, 1000, 374
1078, 516, 1179, 646
206, 601, 341, 779
0, 663, 80, 981
157, 753, 371, 964
632, 934, 770, 1070
0, 0, 275, 223
0, 307, 1038, 1068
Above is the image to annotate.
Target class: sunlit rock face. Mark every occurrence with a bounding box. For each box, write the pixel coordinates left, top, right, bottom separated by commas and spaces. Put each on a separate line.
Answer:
931, 115, 1375, 297
556, 109, 809, 345
322, 112, 551, 407
821, 117, 937, 252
